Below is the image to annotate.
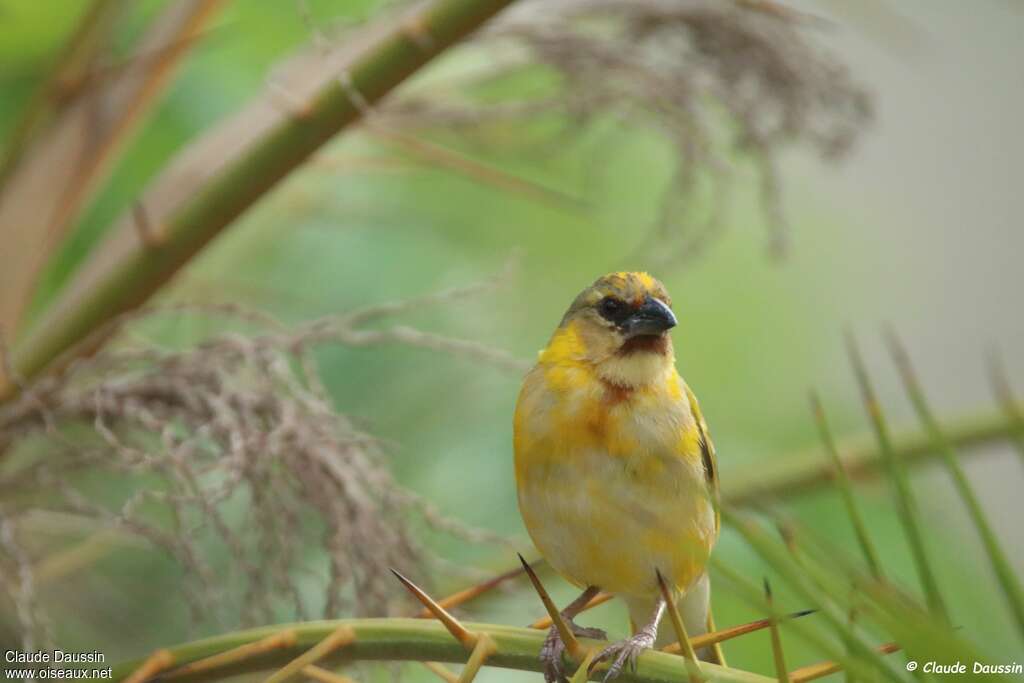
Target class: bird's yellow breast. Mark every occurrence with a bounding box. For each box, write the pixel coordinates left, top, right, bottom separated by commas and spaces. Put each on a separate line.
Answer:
514, 325, 716, 598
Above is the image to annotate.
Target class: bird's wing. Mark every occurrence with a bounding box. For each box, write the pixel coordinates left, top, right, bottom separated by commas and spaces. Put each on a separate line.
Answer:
684, 383, 720, 532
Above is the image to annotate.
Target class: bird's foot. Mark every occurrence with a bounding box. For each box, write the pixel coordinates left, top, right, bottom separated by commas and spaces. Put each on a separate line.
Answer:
541, 621, 607, 683
588, 630, 657, 682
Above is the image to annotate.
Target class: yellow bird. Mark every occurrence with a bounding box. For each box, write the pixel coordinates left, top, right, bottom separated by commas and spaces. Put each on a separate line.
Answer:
514, 272, 721, 681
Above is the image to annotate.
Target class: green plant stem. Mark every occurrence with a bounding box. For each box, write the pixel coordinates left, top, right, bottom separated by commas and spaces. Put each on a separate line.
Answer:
716, 511, 907, 683
1, 0, 520, 402
763, 579, 790, 683
719, 509, 1008, 681
0, 0, 124, 185
844, 334, 947, 620
110, 619, 773, 683
808, 390, 883, 579
724, 407, 1024, 506
0, 0, 224, 342
885, 331, 1024, 640
987, 350, 1024, 467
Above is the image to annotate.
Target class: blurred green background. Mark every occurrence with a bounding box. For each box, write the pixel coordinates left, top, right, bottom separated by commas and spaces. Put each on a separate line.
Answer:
1, 0, 1022, 680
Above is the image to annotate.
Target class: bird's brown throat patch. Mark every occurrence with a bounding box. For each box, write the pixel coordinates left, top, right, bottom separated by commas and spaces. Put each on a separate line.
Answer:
618, 334, 669, 356
600, 380, 635, 406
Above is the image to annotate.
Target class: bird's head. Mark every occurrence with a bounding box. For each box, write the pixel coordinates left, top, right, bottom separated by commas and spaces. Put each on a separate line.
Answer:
544, 271, 678, 388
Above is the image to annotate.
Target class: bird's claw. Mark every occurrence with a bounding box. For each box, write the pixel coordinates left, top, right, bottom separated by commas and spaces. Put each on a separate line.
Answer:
588, 631, 657, 682
541, 622, 608, 683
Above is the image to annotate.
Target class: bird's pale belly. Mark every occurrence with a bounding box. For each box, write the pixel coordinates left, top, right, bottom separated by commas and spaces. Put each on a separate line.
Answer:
518, 447, 715, 599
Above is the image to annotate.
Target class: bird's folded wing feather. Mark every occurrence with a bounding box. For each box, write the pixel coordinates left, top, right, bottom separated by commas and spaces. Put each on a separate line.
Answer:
685, 383, 719, 532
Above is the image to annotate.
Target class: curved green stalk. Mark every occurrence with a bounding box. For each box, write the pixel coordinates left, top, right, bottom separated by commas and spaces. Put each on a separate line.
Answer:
110, 619, 773, 683
808, 390, 883, 579
885, 331, 1024, 640
844, 334, 946, 620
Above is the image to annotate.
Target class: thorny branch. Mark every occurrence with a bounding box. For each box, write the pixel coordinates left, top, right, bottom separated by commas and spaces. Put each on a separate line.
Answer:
0, 273, 523, 635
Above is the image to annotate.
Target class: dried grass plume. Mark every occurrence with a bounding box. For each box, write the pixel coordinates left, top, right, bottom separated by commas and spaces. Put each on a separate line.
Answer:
0, 271, 524, 641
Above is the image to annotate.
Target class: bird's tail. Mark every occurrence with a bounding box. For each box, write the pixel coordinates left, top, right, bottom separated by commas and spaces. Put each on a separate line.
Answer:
624, 572, 726, 665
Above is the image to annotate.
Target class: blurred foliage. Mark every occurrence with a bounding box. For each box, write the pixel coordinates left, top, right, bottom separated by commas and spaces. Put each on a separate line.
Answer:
0, 1, 1022, 681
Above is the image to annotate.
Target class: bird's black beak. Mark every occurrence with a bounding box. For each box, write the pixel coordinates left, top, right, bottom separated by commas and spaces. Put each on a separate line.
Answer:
622, 297, 677, 337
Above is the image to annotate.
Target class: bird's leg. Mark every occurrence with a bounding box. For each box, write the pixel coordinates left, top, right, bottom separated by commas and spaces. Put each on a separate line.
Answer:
541, 585, 607, 683
589, 596, 666, 681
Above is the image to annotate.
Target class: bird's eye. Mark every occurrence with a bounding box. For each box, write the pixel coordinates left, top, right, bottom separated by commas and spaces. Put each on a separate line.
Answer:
597, 297, 627, 321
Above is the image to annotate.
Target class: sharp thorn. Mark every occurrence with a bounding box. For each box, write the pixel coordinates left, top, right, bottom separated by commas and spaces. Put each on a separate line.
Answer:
656, 569, 702, 682
569, 649, 598, 683
764, 578, 790, 682
416, 562, 530, 618
517, 553, 583, 660
421, 662, 459, 683
457, 634, 497, 683
391, 568, 476, 648
262, 626, 355, 683
530, 592, 612, 629
788, 642, 901, 682
664, 608, 816, 653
